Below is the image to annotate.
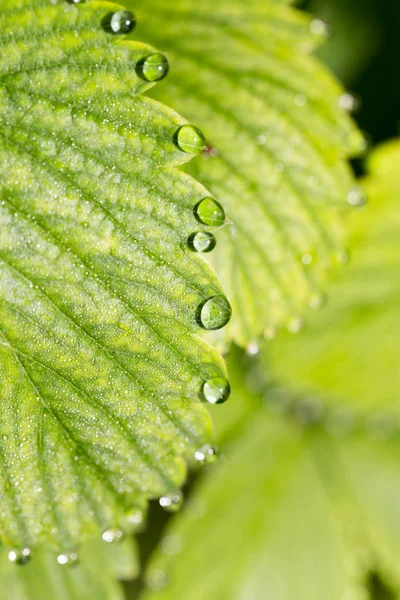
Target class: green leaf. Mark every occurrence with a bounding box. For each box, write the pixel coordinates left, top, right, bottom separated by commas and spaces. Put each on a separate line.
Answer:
0, 0, 230, 550
139, 371, 400, 600
138, 141, 400, 599
130, 0, 365, 345
265, 139, 400, 416
0, 536, 138, 600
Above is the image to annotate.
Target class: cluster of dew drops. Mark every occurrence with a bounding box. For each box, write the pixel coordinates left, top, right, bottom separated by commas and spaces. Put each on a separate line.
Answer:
6, 0, 231, 567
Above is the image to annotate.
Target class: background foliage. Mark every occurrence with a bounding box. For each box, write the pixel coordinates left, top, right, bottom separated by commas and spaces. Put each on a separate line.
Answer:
1, 0, 400, 598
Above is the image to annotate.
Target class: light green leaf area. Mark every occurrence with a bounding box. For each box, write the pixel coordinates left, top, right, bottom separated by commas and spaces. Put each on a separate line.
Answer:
0, 536, 138, 600
0, 0, 230, 550
130, 0, 365, 346
140, 362, 400, 600
265, 139, 400, 415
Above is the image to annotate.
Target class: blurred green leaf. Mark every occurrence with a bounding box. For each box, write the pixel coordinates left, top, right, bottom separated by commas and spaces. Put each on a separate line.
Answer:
130, 0, 364, 346
265, 139, 400, 416
0, 537, 137, 600
0, 0, 229, 550
306, 0, 382, 84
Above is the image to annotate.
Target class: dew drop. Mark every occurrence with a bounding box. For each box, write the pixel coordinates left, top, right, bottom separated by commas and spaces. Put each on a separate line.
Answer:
194, 444, 218, 464
103, 10, 136, 34
294, 94, 307, 107
194, 197, 225, 227
339, 92, 359, 113
202, 377, 230, 404
198, 295, 232, 330
287, 317, 305, 334
309, 18, 329, 37
245, 340, 259, 356
161, 534, 183, 556
308, 293, 326, 310
301, 253, 313, 265
187, 231, 216, 253
159, 491, 182, 512
347, 185, 367, 207
175, 125, 205, 154
8, 548, 31, 565
102, 529, 123, 543
263, 326, 277, 340
146, 568, 169, 591
57, 552, 79, 566
126, 508, 144, 530
137, 53, 169, 82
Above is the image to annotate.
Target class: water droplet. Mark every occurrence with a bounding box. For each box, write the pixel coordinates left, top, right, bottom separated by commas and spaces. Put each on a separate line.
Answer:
146, 568, 169, 591
175, 125, 205, 154
245, 340, 259, 356
339, 93, 359, 113
308, 293, 326, 309
287, 317, 305, 334
66, 0, 85, 4
161, 534, 183, 556
159, 491, 182, 512
335, 250, 350, 265
263, 326, 277, 340
257, 134, 267, 145
347, 185, 367, 207
194, 197, 225, 227
187, 231, 216, 253
103, 11, 136, 34
8, 548, 31, 565
294, 94, 307, 107
194, 444, 218, 464
202, 377, 230, 404
126, 509, 144, 530
309, 18, 329, 37
198, 295, 232, 330
274, 162, 285, 173
102, 529, 123, 543
137, 53, 169, 82
301, 253, 313, 265
57, 552, 79, 566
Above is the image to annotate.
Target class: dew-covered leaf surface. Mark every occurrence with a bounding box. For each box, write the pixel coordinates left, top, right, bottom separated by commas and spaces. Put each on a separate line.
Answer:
0, 536, 137, 600
265, 139, 400, 416
0, 0, 231, 550
130, 0, 365, 346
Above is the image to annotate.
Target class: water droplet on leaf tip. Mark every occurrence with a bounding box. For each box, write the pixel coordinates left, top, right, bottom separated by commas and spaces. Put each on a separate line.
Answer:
194, 444, 218, 464
202, 377, 230, 404
175, 125, 205, 154
194, 197, 225, 227
136, 53, 169, 82
197, 295, 232, 330
187, 231, 216, 253
159, 491, 183, 512
102, 529, 123, 543
102, 10, 136, 34
8, 548, 31, 565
